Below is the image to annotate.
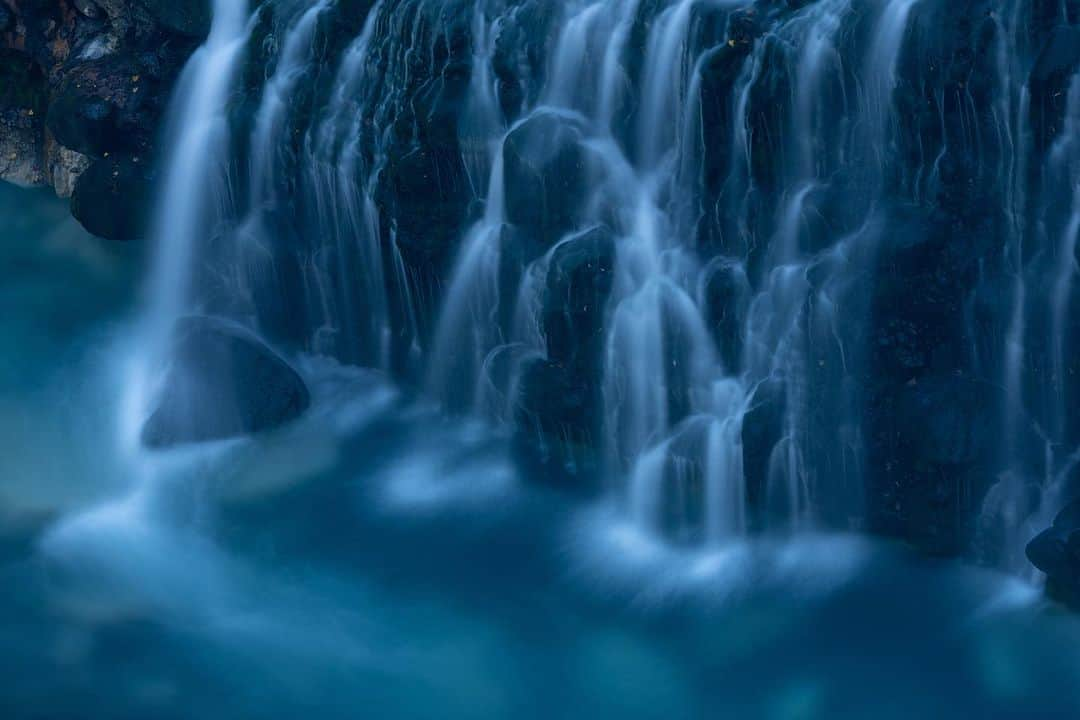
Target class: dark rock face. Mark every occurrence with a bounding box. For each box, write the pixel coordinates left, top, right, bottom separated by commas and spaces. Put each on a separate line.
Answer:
515, 226, 616, 486
142, 316, 311, 448
0, 0, 197, 227
514, 357, 602, 487
1028, 499, 1080, 609
139, 0, 210, 38
46, 54, 161, 157
70, 153, 155, 241
503, 111, 592, 252
541, 225, 616, 370
0, 48, 47, 185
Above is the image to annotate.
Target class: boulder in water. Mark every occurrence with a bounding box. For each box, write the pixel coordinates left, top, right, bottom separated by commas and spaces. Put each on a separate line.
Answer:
1028, 498, 1080, 610
141, 317, 311, 448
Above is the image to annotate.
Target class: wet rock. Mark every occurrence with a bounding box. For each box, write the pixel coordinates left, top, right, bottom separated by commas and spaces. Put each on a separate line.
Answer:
491, 0, 558, 121
0, 0, 197, 196
1029, 26, 1080, 154
651, 423, 721, 545
377, 141, 472, 343
46, 55, 157, 157
541, 225, 616, 370
514, 357, 602, 489
867, 375, 990, 555
1028, 498, 1080, 610
70, 154, 155, 240
895, 375, 987, 466
73, 0, 104, 20
742, 378, 785, 525
43, 132, 91, 197
139, 0, 210, 38
696, 32, 759, 254
702, 260, 749, 372
379, 144, 471, 266
142, 316, 311, 448
208, 209, 311, 351
503, 110, 591, 250
0, 50, 48, 186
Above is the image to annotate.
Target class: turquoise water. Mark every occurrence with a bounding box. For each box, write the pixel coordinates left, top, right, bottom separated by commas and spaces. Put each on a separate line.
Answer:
3, 183, 1080, 719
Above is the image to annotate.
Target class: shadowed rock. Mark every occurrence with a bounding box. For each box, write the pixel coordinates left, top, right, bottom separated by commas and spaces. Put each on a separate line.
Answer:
1028, 499, 1080, 610
140, 0, 211, 38
503, 110, 591, 251
70, 154, 155, 240
142, 316, 311, 448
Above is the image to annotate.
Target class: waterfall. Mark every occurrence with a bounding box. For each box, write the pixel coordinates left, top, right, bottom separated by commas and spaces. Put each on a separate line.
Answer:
69, 0, 1080, 567
1051, 78, 1080, 445
424, 0, 922, 543
122, 0, 251, 453
40, 0, 253, 596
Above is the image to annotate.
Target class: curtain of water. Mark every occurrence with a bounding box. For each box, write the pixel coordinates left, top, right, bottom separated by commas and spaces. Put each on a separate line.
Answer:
102, 0, 1080, 565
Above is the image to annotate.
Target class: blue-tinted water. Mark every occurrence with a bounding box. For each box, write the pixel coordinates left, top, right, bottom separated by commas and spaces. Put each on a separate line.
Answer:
3, 183, 1080, 719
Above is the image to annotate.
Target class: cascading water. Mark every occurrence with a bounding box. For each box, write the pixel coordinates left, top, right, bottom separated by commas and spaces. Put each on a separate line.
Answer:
424, 0, 925, 544
38, 0, 252, 598
124, 0, 251, 454
47, 0, 1080, 569
15, 1, 1080, 715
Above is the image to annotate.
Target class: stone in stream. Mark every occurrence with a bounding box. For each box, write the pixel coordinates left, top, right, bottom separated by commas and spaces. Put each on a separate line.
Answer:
1028, 499, 1080, 610
142, 316, 311, 448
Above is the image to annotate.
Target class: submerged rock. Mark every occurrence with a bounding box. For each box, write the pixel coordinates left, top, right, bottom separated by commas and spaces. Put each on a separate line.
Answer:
142, 316, 311, 448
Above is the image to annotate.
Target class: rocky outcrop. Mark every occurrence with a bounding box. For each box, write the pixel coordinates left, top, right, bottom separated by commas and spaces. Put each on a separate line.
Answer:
0, 0, 197, 238
0, 48, 46, 185
142, 316, 311, 448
